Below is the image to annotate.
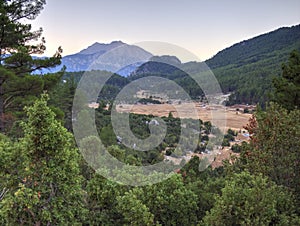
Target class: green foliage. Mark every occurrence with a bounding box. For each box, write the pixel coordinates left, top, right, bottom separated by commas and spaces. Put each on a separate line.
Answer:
138, 98, 162, 104
207, 25, 300, 69
117, 190, 155, 226
231, 143, 242, 153
126, 25, 300, 105
221, 138, 230, 147
272, 50, 300, 110
242, 103, 300, 208
243, 107, 250, 113
0, 94, 87, 224
202, 171, 300, 226
86, 175, 127, 225
1, 12, 299, 224
48, 76, 77, 130
133, 174, 199, 225
209, 25, 300, 105
0, 0, 62, 133
128, 61, 204, 99
221, 129, 236, 147
227, 128, 237, 137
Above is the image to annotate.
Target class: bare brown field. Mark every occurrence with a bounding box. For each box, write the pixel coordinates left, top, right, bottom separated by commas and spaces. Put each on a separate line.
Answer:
116, 103, 252, 131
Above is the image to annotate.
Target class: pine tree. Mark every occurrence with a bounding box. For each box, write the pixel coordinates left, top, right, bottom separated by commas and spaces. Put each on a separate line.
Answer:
0, 0, 62, 133
0, 94, 87, 224
272, 50, 300, 110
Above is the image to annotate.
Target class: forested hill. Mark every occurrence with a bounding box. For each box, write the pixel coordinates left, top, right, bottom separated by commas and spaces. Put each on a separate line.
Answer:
204, 24, 300, 105
206, 24, 300, 69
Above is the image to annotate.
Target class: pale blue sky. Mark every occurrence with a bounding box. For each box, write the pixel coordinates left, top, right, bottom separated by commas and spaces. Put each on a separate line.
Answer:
31, 0, 300, 61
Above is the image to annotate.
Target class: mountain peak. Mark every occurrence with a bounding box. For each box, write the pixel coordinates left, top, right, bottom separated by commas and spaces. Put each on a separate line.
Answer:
110, 40, 125, 45
78, 41, 126, 55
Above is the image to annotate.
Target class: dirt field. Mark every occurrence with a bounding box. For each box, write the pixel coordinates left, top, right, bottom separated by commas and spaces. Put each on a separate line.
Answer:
116, 102, 252, 132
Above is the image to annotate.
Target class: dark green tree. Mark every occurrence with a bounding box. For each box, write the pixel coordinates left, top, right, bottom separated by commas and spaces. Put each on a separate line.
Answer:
272, 50, 300, 110
202, 171, 300, 226
0, 94, 87, 224
0, 0, 62, 133
137, 174, 199, 225
86, 175, 127, 225
116, 190, 155, 226
240, 103, 300, 212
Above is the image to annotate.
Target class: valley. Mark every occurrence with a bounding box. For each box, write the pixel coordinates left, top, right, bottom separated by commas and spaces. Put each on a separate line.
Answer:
1, 1, 299, 223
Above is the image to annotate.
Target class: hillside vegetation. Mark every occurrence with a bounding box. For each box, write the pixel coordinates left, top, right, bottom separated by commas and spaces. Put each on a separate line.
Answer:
207, 25, 300, 105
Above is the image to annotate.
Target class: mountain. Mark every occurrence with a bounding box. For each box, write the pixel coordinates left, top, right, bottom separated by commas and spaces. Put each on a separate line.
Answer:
54, 41, 153, 74
130, 55, 183, 77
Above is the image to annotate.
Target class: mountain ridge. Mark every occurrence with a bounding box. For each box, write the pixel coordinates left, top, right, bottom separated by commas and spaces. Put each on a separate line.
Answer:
206, 24, 300, 69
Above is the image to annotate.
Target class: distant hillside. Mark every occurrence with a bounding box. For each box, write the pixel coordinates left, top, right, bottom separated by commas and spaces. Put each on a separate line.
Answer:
131, 55, 183, 78
206, 25, 300, 68
205, 24, 300, 105
128, 56, 205, 99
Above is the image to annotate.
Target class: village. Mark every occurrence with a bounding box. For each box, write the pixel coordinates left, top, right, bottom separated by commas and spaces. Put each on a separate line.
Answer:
88, 90, 255, 167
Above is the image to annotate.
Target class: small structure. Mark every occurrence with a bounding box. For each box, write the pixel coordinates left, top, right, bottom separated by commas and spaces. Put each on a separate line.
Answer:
149, 119, 160, 126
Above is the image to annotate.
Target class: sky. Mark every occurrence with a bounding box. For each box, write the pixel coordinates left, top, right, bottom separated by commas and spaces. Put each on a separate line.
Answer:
30, 0, 300, 61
